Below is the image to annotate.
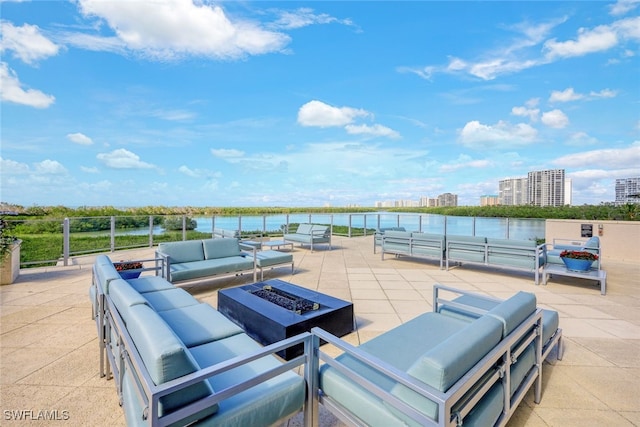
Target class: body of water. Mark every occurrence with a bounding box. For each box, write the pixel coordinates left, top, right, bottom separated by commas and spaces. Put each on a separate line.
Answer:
123, 213, 545, 241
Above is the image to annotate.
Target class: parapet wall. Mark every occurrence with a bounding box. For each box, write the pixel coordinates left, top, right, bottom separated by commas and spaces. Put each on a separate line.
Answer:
545, 219, 640, 263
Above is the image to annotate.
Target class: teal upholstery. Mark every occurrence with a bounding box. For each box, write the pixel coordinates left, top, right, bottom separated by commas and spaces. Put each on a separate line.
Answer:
202, 238, 241, 259
126, 275, 175, 293
94, 256, 122, 294
168, 257, 253, 282
189, 334, 306, 427
386, 315, 503, 424
156, 239, 256, 285
158, 303, 244, 347
446, 235, 487, 263
381, 231, 445, 268
486, 238, 545, 269
283, 223, 331, 250
485, 291, 537, 337
142, 288, 199, 312
109, 279, 149, 324
158, 240, 205, 263
125, 304, 218, 421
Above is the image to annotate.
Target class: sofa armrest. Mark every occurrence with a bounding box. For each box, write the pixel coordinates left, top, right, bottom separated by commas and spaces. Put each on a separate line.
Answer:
155, 251, 171, 280
239, 243, 258, 281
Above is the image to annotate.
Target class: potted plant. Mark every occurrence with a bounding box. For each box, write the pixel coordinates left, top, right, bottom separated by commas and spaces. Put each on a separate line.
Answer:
0, 217, 21, 285
114, 260, 144, 279
559, 250, 598, 272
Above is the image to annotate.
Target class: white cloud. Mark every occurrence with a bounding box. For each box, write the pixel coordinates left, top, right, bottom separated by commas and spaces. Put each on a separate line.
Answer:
511, 99, 540, 121
178, 165, 200, 177
67, 132, 93, 145
541, 109, 569, 128
0, 21, 60, 64
96, 148, 156, 169
609, 0, 640, 16
74, 0, 290, 60
34, 159, 67, 174
270, 7, 354, 30
0, 157, 30, 175
345, 123, 401, 139
80, 166, 99, 173
567, 132, 598, 146
553, 142, 640, 169
590, 89, 618, 98
0, 62, 55, 108
211, 148, 245, 158
458, 120, 538, 147
297, 100, 370, 127
549, 88, 583, 103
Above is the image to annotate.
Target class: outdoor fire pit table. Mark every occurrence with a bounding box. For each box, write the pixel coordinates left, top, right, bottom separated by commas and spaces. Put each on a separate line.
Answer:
218, 279, 355, 360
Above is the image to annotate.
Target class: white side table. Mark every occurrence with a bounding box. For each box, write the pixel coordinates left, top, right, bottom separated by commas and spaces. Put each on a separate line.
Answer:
542, 264, 607, 295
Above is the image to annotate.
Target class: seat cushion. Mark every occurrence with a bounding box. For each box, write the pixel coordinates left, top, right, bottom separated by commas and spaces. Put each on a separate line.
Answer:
159, 303, 244, 347
169, 257, 254, 282
189, 334, 306, 427
296, 223, 313, 234
109, 279, 148, 324
158, 240, 205, 263
256, 251, 293, 268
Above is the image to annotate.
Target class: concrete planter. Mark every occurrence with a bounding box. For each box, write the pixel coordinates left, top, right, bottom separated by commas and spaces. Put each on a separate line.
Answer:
1, 240, 21, 285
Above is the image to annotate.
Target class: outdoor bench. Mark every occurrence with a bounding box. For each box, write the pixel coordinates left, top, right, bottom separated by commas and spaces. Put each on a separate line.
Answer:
155, 238, 257, 285
446, 235, 546, 285
373, 226, 406, 253
313, 284, 549, 427
380, 230, 446, 269
283, 223, 332, 251
91, 255, 313, 427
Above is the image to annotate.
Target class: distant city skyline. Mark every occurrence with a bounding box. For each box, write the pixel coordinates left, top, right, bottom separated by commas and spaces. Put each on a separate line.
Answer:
1, 1, 639, 207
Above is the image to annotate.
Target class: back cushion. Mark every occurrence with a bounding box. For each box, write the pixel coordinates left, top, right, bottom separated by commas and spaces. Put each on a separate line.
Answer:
126, 304, 217, 417
202, 238, 241, 259
407, 315, 503, 391
412, 233, 445, 244
296, 223, 312, 234
158, 240, 205, 263
94, 258, 122, 294
447, 235, 486, 244
109, 279, 148, 324
384, 230, 412, 239
585, 236, 600, 249
387, 315, 503, 424
485, 291, 536, 337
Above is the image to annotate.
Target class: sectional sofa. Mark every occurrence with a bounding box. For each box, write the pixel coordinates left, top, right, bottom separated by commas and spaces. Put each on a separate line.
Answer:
313, 284, 561, 427
93, 255, 313, 427
156, 238, 258, 285
546, 236, 601, 270
380, 230, 445, 268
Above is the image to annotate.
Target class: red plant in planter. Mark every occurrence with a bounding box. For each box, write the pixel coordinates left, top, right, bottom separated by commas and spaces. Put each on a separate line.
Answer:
114, 261, 143, 271
559, 250, 598, 261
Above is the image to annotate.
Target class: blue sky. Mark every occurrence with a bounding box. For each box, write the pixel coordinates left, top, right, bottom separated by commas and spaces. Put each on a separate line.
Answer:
1, 0, 639, 208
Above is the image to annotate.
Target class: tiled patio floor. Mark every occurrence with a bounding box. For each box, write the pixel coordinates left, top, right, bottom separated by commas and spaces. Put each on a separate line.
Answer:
1, 235, 639, 426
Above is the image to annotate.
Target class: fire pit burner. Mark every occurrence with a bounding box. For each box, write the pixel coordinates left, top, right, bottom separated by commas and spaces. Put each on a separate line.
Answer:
250, 285, 319, 314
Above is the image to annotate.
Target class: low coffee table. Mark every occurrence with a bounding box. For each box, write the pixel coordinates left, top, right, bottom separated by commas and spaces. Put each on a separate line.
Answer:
262, 240, 293, 251
542, 263, 607, 295
218, 279, 354, 359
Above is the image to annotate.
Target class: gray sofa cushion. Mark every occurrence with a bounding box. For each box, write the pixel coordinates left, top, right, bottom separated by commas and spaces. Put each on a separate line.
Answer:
126, 304, 217, 419
159, 303, 244, 347
202, 238, 241, 260
126, 275, 175, 293
94, 256, 122, 294
158, 240, 205, 263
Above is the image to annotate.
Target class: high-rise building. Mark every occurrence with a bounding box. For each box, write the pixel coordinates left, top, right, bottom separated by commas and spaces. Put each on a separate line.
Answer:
438, 192, 458, 207
499, 178, 528, 205
480, 195, 500, 206
527, 169, 565, 207
564, 178, 572, 206
615, 177, 640, 204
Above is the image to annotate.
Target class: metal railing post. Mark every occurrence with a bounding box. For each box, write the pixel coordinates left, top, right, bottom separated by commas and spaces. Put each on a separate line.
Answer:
63, 218, 70, 266
348, 214, 352, 237
149, 215, 154, 247
364, 214, 367, 236
211, 215, 215, 238
472, 217, 476, 236
506, 217, 510, 239
110, 216, 116, 252
182, 215, 186, 241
